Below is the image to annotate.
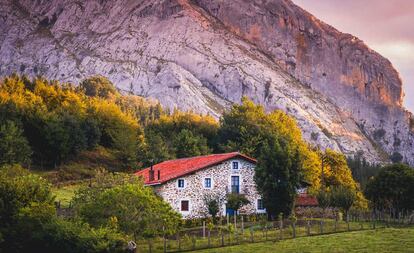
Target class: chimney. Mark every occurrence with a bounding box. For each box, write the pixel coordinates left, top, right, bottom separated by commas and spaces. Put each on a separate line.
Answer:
149, 165, 155, 181
157, 170, 161, 181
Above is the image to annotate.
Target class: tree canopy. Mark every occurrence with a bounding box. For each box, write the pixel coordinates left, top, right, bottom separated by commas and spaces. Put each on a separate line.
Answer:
72, 170, 181, 238
365, 163, 414, 212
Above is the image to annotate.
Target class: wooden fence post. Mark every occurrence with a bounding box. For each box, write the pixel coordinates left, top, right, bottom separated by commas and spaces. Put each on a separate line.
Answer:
208, 229, 211, 248
203, 221, 206, 238
306, 220, 311, 236
163, 226, 167, 253
347, 213, 350, 231
148, 239, 152, 253
192, 236, 196, 251
320, 220, 323, 234
279, 219, 284, 240
177, 232, 181, 252
250, 227, 254, 243
241, 216, 244, 234
234, 214, 237, 231
221, 230, 225, 246
334, 218, 338, 232
292, 223, 296, 238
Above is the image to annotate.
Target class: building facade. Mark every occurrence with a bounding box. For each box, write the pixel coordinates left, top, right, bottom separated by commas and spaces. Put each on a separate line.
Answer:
135, 152, 266, 219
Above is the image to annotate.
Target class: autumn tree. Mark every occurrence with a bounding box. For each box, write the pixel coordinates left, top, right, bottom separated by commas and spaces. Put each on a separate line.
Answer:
79, 76, 118, 99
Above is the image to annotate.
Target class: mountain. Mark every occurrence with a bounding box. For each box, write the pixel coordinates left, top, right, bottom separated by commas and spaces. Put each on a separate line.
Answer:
1, 0, 413, 165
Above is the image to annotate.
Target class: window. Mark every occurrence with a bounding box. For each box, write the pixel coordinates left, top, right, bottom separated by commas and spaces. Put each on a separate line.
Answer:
177, 179, 185, 188
231, 176, 240, 193
204, 178, 212, 188
181, 200, 189, 212
257, 199, 264, 210
232, 161, 239, 170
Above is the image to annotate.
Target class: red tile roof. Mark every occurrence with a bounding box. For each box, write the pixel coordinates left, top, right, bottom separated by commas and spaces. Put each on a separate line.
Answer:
296, 193, 318, 207
135, 152, 256, 185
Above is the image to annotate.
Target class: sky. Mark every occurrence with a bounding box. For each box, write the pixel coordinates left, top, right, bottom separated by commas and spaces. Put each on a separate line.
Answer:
293, 0, 414, 112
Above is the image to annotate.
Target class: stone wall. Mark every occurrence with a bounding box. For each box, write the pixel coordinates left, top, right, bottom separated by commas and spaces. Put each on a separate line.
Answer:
153, 159, 264, 219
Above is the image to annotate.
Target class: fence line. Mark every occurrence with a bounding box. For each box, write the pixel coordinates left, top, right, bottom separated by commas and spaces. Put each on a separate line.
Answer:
135, 210, 414, 253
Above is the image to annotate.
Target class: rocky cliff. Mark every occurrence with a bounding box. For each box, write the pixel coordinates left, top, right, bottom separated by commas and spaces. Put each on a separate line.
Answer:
0, 0, 413, 164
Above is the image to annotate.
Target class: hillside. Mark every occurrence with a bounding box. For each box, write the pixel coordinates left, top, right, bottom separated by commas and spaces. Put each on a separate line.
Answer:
1, 0, 413, 164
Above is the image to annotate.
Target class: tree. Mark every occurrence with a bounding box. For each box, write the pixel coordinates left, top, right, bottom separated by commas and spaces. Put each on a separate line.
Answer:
79, 76, 118, 99
0, 120, 32, 166
204, 193, 223, 221
72, 171, 181, 239
141, 130, 174, 166
320, 149, 356, 189
226, 193, 250, 215
347, 151, 382, 189
255, 134, 303, 218
330, 186, 356, 219
365, 164, 414, 212
316, 190, 331, 212
217, 97, 326, 193
173, 129, 211, 158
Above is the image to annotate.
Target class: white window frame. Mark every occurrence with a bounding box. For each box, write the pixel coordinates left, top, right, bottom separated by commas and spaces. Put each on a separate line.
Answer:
231, 160, 240, 171
229, 174, 242, 194
256, 199, 266, 213
180, 199, 191, 214
203, 177, 213, 189
177, 178, 186, 189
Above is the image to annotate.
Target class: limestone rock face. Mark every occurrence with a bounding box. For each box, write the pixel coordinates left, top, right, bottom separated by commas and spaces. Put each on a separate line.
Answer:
0, 0, 413, 164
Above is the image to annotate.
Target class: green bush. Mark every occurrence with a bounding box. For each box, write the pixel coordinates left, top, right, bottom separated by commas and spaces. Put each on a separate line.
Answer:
0, 164, 54, 226
72, 170, 181, 238
11, 203, 126, 253
0, 166, 126, 253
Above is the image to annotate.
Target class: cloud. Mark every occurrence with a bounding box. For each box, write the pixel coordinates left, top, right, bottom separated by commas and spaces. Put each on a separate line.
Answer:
293, 0, 414, 112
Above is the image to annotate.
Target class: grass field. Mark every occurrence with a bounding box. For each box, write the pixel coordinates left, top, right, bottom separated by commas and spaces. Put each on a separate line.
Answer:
52, 184, 81, 208
194, 227, 414, 253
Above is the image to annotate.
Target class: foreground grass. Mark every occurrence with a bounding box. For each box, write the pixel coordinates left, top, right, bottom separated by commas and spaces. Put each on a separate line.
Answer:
195, 227, 414, 253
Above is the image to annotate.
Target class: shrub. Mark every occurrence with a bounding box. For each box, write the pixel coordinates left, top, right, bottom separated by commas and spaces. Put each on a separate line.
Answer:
0, 165, 54, 226
0, 166, 126, 253
373, 128, 386, 140
10, 203, 126, 253
226, 193, 250, 214
390, 152, 403, 163
204, 194, 221, 221
72, 171, 181, 238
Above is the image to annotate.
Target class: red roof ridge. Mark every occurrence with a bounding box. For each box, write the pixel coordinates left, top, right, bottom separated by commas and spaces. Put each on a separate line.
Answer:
135, 152, 256, 185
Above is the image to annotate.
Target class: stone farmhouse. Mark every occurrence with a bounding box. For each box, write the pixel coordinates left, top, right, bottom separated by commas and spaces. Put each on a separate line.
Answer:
135, 152, 266, 219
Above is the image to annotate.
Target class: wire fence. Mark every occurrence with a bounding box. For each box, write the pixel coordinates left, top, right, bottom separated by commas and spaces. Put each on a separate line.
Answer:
135, 211, 414, 253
